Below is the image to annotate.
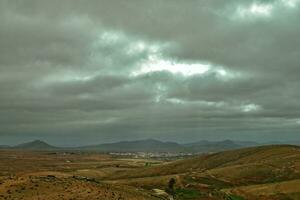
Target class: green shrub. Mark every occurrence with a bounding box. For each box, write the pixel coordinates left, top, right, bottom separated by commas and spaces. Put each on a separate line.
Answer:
175, 188, 201, 199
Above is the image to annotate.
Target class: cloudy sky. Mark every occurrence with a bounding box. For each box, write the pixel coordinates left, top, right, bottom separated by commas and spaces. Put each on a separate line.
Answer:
1, 0, 300, 146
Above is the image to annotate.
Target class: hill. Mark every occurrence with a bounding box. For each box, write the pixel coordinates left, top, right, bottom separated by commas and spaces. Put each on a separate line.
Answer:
14, 140, 58, 150
80, 139, 187, 152
6, 139, 298, 153
79, 139, 259, 153
0, 145, 10, 149
104, 145, 300, 199
108, 145, 300, 182
183, 139, 253, 152
2, 139, 266, 153
0, 144, 299, 200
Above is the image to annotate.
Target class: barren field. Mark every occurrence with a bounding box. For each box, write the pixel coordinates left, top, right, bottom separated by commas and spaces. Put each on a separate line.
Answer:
0, 150, 162, 200
0, 145, 299, 200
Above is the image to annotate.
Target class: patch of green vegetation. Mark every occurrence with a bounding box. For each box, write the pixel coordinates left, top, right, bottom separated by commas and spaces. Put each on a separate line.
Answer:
175, 188, 202, 199
183, 176, 198, 184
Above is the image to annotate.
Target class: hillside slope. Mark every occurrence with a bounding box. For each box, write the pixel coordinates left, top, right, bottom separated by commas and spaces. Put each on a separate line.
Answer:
108, 145, 300, 181
104, 145, 300, 200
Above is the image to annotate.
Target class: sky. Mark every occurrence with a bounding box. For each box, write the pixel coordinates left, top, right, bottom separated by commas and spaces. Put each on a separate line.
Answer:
0, 0, 300, 146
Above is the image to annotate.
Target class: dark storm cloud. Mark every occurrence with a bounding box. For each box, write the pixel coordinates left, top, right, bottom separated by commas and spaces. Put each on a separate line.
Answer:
0, 0, 299, 146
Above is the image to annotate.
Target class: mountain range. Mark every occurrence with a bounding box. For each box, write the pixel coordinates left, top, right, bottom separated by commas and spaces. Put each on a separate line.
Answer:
2, 138, 298, 153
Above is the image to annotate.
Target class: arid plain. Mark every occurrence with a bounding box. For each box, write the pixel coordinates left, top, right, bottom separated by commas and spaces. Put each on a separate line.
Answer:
0, 145, 300, 200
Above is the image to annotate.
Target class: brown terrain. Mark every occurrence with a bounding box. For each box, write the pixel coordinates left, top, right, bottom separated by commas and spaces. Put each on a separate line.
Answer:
0, 145, 299, 200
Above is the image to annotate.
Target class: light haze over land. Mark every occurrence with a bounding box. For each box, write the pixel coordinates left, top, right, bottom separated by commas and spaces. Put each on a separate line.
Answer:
0, 0, 300, 146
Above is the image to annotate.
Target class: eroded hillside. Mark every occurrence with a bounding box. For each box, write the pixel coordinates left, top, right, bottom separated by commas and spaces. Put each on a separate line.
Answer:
0, 145, 299, 200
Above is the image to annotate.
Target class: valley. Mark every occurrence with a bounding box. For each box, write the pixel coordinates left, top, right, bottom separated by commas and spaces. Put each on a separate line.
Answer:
0, 145, 299, 199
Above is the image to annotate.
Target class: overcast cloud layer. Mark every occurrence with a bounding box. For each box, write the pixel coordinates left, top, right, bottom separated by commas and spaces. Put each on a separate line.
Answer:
1, 0, 300, 146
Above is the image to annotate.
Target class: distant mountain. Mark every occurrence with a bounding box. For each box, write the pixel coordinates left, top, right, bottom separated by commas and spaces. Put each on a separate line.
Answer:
288, 141, 300, 146
234, 140, 259, 147
80, 139, 187, 153
183, 140, 257, 153
0, 145, 10, 149
79, 139, 258, 153
264, 141, 300, 146
14, 140, 58, 150
1, 139, 264, 153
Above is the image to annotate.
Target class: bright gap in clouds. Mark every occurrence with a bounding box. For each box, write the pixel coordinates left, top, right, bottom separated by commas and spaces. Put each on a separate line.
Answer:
235, 0, 299, 20
93, 30, 235, 78
132, 55, 210, 76
282, 0, 300, 8
249, 3, 273, 16
237, 3, 273, 18
242, 104, 261, 112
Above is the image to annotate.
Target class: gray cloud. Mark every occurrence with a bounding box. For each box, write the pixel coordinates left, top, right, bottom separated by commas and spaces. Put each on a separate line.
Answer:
0, 0, 299, 146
